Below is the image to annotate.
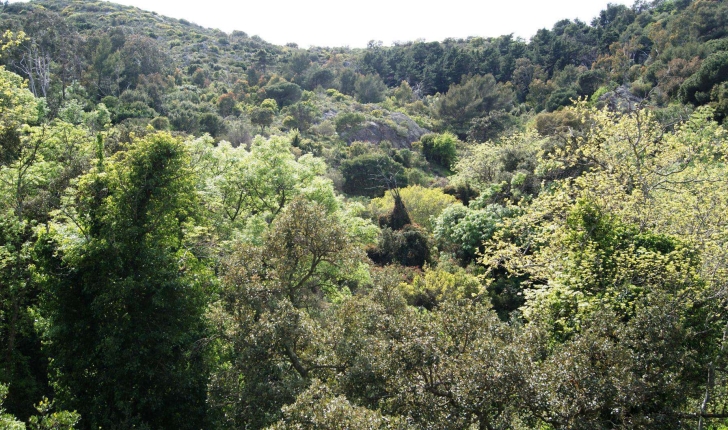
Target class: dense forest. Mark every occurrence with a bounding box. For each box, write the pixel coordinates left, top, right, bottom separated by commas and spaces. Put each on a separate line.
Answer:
1, 0, 728, 428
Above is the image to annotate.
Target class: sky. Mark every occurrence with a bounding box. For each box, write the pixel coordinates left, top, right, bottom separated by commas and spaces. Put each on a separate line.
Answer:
9, 0, 635, 48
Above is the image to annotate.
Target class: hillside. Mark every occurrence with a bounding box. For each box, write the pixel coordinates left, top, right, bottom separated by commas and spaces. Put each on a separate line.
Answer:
1, 0, 728, 429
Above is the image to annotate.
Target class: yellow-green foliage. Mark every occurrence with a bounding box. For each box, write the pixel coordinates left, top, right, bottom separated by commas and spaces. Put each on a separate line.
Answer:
1, 30, 25, 54
482, 102, 728, 340
451, 130, 543, 193
370, 185, 459, 231
0, 122, 94, 218
325, 88, 346, 101
260, 98, 278, 112
0, 68, 37, 132
401, 266, 484, 307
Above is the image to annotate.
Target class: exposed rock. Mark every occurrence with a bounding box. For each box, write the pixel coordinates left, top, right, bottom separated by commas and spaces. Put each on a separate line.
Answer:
345, 112, 429, 149
597, 85, 644, 112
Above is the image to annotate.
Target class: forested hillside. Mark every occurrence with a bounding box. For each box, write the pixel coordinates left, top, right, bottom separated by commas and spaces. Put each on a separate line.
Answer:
1, 0, 728, 428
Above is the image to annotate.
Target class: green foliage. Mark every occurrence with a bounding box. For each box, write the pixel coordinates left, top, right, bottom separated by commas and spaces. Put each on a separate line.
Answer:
150, 115, 170, 130
26, 398, 79, 430
208, 199, 364, 429
679, 51, 728, 105
576, 69, 607, 97
434, 203, 515, 265
545, 87, 578, 112
250, 106, 275, 132
0, 120, 93, 419
0, 384, 25, 430
264, 81, 302, 107
304, 66, 335, 90
0, 68, 36, 136
2, 2, 728, 429
679, 51, 728, 118
38, 132, 210, 430
282, 100, 319, 131
269, 380, 411, 429
522, 200, 703, 342
378, 190, 411, 231
217, 92, 237, 117
401, 266, 484, 309
436, 74, 514, 137
466, 109, 518, 143
418, 132, 459, 168
1, 384, 80, 430
338, 69, 357, 95
367, 224, 431, 267
334, 112, 365, 134
192, 134, 337, 239
354, 74, 387, 104
332, 289, 526, 429
370, 185, 459, 232
451, 130, 541, 200
392, 80, 414, 105
340, 153, 407, 197
260, 98, 279, 112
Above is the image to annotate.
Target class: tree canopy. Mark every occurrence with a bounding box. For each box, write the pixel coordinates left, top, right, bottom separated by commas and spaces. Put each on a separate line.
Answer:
1, 1, 728, 429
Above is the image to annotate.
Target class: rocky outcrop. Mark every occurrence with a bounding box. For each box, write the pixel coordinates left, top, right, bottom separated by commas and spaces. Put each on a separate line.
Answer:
597, 85, 644, 112
345, 112, 429, 149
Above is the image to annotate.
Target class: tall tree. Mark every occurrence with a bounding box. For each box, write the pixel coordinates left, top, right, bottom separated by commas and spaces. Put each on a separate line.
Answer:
435, 74, 514, 138
37, 132, 210, 429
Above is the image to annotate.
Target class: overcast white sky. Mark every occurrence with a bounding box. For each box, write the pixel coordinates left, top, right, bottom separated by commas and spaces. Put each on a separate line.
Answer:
11, 0, 634, 48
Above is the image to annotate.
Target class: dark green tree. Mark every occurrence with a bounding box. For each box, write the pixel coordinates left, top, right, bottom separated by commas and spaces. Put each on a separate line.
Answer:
264, 82, 302, 108
355, 74, 387, 104
545, 87, 578, 111
304, 66, 335, 90
250, 106, 275, 132
338, 69, 358, 95
435, 74, 514, 138
287, 51, 311, 78
340, 154, 407, 198
283, 101, 319, 132
334, 112, 365, 134
679, 51, 728, 106
37, 132, 210, 430
198, 112, 225, 137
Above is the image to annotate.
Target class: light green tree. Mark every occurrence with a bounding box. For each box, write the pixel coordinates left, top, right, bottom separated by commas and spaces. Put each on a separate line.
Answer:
189, 133, 338, 240
0, 64, 93, 418
0, 384, 25, 430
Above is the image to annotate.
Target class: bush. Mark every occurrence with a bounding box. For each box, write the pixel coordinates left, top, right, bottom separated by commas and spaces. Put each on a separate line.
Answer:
419, 132, 459, 168
545, 87, 578, 112
340, 154, 407, 197
367, 225, 431, 267
150, 116, 170, 130
334, 112, 366, 134
355, 74, 387, 104
264, 82, 302, 107
371, 185, 459, 231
